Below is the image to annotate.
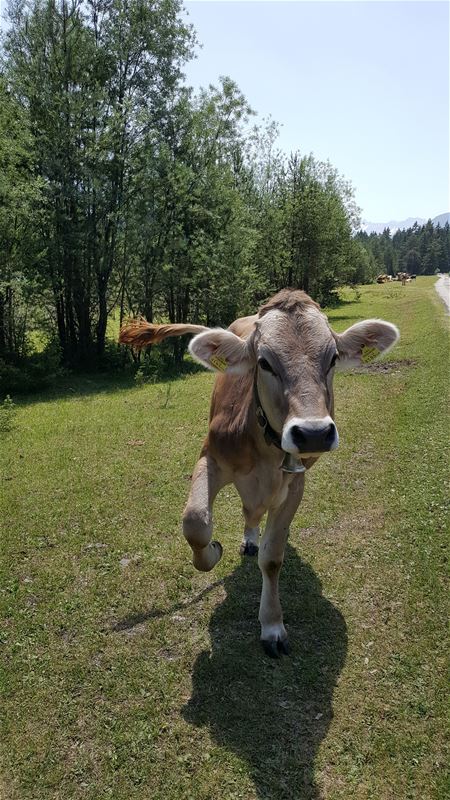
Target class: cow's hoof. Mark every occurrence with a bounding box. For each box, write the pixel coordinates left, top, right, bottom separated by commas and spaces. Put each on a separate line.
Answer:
277, 638, 290, 655
262, 640, 280, 658
240, 541, 259, 556
261, 637, 290, 658
192, 540, 223, 572
210, 540, 223, 565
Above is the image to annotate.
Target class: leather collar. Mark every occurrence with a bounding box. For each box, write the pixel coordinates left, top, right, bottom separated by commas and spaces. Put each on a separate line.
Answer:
254, 378, 283, 450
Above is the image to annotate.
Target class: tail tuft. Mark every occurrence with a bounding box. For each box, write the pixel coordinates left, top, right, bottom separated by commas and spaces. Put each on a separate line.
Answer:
118, 320, 210, 350
119, 319, 161, 349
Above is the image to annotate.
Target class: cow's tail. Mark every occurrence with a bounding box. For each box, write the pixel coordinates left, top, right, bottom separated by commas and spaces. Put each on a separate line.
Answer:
119, 319, 209, 350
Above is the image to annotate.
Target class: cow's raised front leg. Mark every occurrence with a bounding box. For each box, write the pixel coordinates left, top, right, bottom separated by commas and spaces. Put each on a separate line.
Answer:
183, 452, 227, 572
258, 472, 305, 657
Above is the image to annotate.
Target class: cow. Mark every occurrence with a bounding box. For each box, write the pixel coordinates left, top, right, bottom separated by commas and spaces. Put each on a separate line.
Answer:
119, 290, 399, 657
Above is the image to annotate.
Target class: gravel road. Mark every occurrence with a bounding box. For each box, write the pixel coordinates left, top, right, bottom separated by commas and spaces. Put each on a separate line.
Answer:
435, 273, 450, 313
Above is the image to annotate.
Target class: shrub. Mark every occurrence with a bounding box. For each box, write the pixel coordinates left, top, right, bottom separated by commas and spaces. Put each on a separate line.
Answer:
0, 394, 16, 432
0, 340, 64, 396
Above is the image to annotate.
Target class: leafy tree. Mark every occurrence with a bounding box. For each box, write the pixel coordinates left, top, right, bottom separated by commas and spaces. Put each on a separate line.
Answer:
0, 76, 43, 360
405, 248, 422, 274
4, 0, 434, 384
3, 0, 195, 364
358, 221, 449, 277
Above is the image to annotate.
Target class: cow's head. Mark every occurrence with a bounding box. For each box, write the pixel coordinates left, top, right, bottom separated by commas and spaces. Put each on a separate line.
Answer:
189, 290, 399, 457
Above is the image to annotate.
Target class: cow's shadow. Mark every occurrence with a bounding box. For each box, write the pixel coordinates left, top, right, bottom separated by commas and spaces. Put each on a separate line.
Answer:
183, 543, 347, 800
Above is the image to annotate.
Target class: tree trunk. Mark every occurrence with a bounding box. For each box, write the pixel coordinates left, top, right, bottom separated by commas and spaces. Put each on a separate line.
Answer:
0, 290, 6, 357
96, 274, 108, 359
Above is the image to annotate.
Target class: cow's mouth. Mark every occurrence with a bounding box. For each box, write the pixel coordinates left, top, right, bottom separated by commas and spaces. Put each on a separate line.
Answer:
281, 416, 339, 455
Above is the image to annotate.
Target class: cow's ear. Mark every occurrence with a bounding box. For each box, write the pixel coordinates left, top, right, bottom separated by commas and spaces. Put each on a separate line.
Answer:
335, 319, 400, 368
189, 329, 254, 374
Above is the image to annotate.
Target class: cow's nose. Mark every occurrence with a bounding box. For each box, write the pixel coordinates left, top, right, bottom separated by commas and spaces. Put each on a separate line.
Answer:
283, 417, 339, 453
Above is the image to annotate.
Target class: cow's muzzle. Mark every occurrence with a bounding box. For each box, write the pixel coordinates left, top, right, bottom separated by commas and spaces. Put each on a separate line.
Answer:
281, 416, 339, 454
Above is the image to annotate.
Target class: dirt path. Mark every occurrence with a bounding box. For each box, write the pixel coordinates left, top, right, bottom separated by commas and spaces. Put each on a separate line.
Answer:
435, 273, 450, 313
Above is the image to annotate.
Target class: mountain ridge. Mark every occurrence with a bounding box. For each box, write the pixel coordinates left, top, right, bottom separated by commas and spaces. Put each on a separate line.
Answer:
360, 212, 450, 235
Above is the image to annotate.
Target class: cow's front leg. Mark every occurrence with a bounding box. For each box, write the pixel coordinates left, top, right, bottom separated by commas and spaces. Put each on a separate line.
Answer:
183, 452, 227, 572
239, 504, 265, 556
258, 472, 305, 657
235, 477, 267, 557
239, 524, 260, 556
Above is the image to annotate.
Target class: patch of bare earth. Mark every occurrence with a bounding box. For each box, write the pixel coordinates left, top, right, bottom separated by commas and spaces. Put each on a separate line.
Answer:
299, 508, 385, 544
0, 775, 16, 800
355, 358, 417, 374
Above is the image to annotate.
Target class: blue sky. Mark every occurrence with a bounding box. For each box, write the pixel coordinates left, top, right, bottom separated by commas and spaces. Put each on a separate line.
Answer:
183, 1, 449, 222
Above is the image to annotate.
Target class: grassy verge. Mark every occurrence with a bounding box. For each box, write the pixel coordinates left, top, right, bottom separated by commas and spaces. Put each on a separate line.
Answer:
0, 277, 448, 799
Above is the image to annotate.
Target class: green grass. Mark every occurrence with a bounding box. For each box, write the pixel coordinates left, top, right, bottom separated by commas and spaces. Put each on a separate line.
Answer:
0, 277, 448, 800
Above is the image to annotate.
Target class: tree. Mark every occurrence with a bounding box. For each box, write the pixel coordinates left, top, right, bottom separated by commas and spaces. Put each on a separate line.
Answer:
358, 220, 450, 278
405, 248, 422, 274
1, 0, 387, 381
3, 0, 195, 363
121, 77, 258, 364
0, 76, 43, 360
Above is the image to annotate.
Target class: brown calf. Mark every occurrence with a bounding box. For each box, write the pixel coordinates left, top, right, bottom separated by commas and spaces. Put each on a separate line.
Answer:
120, 290, 399, 656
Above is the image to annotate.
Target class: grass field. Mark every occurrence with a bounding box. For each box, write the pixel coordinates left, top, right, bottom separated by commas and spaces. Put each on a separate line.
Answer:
1, 277, 448, 800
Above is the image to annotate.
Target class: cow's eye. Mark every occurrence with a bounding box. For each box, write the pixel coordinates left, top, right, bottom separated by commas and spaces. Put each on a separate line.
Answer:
328, 353, 339, 372
258, 357, 276, 376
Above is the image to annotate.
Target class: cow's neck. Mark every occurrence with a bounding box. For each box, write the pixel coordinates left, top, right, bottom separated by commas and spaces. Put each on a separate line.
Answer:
254, 377, 283, 450
253, 378, 306, 474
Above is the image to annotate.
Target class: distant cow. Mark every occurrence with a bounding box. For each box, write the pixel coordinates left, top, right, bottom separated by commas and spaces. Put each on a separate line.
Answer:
120, 290, 399, 656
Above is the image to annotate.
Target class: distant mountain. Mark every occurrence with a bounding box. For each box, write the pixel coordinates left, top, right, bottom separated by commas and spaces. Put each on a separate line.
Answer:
432, 212, 450, 227
360, 213, 449, 235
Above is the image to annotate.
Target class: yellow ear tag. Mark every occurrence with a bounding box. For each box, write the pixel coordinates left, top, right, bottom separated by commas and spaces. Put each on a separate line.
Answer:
361, 345, 379, 364
210, 354, 228, 372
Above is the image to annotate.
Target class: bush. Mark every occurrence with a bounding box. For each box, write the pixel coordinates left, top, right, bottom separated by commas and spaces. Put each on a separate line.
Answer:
99, 340, 135, 372
314, 270, 341, 307
133, 348, 176, 385
0, 340, 64, 396
131, 344, 203, 384
0, 394, 16, 432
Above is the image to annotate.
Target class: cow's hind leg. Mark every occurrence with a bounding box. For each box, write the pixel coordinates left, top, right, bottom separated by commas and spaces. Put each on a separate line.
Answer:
259, 473, 305, 657
183, 452, 227, 572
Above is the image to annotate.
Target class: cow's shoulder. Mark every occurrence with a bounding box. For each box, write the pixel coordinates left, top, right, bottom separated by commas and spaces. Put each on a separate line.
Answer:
207, 372, 257, 471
